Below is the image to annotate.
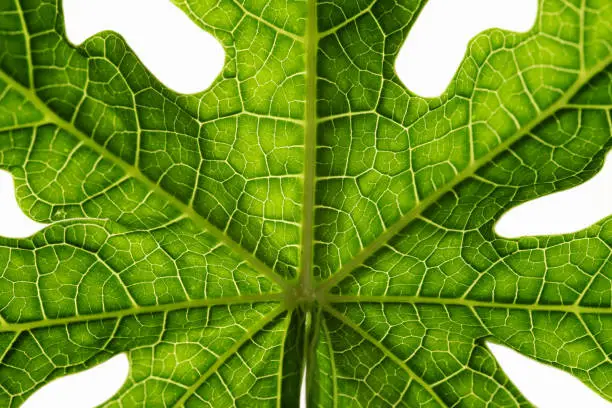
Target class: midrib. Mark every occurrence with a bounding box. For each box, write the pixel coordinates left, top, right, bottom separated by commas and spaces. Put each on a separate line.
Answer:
0, 294, 283, 332
0, 68, 288, 290
317, 55, 612, 293
298, 0, 318, 295
326, 295, 612, 315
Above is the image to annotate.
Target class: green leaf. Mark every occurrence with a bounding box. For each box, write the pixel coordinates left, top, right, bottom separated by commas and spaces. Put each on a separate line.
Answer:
0, 0, 611, 406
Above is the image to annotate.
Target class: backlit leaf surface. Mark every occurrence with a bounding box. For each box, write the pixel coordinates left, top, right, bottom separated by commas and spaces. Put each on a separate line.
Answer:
0, 0, 611, 406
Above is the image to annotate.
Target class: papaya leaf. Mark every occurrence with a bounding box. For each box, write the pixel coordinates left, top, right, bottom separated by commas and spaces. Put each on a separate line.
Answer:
0, 0, 611, 406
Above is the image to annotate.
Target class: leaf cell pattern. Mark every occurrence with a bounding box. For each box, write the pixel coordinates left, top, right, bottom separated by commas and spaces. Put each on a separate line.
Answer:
0, 0, 611, 406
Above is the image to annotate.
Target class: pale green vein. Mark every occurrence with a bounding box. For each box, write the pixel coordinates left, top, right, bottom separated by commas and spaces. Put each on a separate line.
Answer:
565, 103, 612, 110
316, 110, 374, 123
0, 122, 47, 134
0, 332, 19, 363
317, 55, 612, 293
0, 69, 289, 291
228, 0, 304, 42
221, 111, 305, 125
317, 0, 376, 39
13, 0, 33, 88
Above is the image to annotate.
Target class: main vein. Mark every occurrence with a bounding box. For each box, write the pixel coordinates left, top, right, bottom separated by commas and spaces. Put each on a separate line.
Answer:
326, 295, 612, 314
0, 294, 284, 332
317, 56, 612, 293
299, 0, 318, 294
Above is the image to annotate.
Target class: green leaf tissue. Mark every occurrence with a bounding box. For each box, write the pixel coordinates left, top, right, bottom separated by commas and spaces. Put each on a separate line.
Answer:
0, 0, 611, 406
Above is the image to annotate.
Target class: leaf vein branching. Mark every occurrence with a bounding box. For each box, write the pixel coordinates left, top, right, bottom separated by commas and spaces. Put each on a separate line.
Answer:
0, 69, 289, 290
322, 305, 450, 408
317, 0, 377, 39
228, 0, 304, 42
1, 1, 612, 405
172, 305, 286, 407
317, 56, 612, 293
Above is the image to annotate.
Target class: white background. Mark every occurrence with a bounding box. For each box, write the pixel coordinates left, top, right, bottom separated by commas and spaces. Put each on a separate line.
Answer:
1, 0, 609, 406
